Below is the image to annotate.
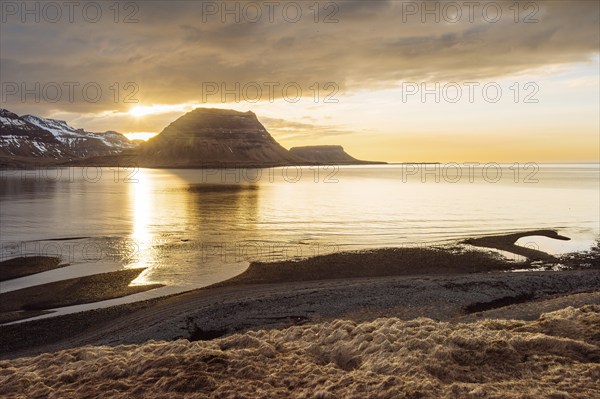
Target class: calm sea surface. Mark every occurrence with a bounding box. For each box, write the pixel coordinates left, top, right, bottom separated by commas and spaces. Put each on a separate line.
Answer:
1, 164, 598, 317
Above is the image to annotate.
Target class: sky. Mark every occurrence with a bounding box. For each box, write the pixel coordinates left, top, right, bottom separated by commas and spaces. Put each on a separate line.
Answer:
1, 0, 599, 162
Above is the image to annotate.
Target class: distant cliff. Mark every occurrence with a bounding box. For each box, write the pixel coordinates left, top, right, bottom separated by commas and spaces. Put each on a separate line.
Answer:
289, 145, 384, 165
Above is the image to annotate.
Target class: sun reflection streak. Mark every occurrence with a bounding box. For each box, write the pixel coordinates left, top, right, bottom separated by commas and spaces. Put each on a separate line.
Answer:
128, 169, 155, 286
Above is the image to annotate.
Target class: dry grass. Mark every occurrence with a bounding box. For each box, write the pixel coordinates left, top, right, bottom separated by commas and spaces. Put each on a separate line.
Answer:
1, 305, 599, 398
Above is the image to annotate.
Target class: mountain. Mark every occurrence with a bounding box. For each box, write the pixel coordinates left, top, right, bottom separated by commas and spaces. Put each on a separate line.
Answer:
289, 145, 383, 165
0, 108, 135, 166
2, 107, 385, 167
0, 109, 68, 162
139, 108, 303, 167
22, 114, 134, 156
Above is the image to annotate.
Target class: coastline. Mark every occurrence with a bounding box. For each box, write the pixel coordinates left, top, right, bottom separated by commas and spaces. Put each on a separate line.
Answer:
1, 230, 599, 398
1, 230, 598, 359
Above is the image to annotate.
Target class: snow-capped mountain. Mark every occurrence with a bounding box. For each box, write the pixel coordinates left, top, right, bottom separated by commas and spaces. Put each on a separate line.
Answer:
0, 109, 135, 163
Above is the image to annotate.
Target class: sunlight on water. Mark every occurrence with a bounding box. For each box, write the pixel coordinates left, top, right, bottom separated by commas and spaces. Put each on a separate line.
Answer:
128, 168, 156, 286
1, 164, 598, 293
515, 234, 597, 256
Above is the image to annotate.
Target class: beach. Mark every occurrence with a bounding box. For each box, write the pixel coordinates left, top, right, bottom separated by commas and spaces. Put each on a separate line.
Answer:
1, 230, 599, 397
1, 230, 598, 355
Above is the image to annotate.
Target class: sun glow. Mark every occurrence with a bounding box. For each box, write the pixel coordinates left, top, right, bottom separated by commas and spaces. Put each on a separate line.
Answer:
129, 105, 164, 117
124, 132, 158, 141
128, 104, 197, 117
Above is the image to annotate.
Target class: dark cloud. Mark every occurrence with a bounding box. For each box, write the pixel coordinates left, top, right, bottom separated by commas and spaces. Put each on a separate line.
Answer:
1, 0, 598, 115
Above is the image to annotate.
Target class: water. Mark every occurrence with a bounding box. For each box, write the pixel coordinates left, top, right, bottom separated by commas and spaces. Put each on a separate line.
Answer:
1, 164, 598, 308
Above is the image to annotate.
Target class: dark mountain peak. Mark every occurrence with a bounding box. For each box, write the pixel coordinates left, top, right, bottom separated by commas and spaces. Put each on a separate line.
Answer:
0, 108, 20, 119
157, 108, 265, 135
140, 108, 300, 167
293, 145, 345, 151
190, 107, 253, 115
184, 108, 256, 120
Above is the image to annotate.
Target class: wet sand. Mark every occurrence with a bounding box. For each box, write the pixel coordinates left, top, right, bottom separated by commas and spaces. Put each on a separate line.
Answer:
0, 268, 164, 323
0, 256, 64, 281
215, 246, 523, 288
463, 229, 571, 261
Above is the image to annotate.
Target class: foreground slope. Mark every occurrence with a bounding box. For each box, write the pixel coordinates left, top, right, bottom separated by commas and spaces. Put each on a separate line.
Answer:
1, 306, 599, 398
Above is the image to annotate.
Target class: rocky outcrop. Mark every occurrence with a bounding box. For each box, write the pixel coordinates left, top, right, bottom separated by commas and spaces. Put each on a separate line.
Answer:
139, 108, 303, 167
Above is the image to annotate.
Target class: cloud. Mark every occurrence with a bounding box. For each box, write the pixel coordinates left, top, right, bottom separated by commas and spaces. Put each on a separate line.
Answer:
259, 116, 356, 140
0, 0, 598, 117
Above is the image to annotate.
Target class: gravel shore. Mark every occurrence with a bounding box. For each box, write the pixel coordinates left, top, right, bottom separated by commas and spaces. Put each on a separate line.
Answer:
2, 268, 599, 359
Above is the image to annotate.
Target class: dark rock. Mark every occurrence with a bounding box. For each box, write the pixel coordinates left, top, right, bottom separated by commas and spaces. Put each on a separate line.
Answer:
139, 108, 303, 167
